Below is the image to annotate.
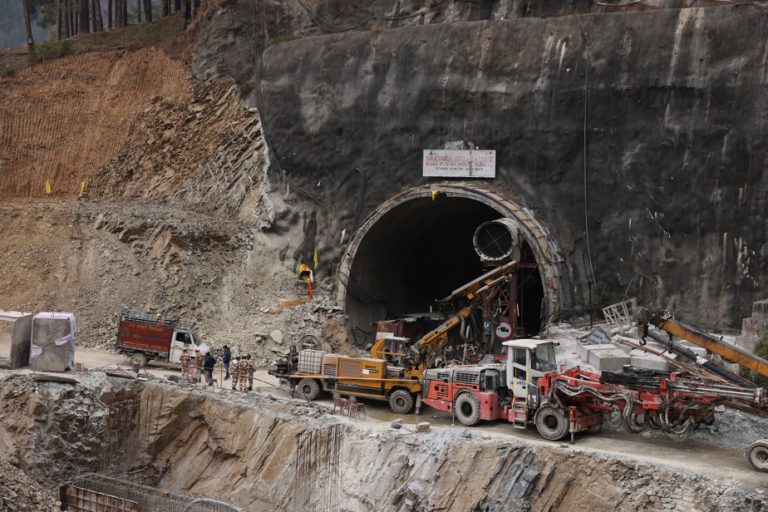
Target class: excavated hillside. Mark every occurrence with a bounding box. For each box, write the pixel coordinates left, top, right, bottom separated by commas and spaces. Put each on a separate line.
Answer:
0, 19, 346, 355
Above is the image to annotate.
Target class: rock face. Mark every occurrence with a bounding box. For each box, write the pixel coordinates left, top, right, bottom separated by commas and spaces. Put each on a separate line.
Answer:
0, 375, 110, 481
0, 375, 763, 510
131, 382, 763, 511
251, 4, 768, 328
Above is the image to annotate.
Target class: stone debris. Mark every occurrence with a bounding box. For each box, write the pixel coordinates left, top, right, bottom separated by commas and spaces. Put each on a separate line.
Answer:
0, 458, 61, 511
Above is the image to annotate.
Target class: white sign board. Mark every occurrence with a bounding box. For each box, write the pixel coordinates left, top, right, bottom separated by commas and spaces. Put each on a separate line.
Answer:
423, 149, 496, 178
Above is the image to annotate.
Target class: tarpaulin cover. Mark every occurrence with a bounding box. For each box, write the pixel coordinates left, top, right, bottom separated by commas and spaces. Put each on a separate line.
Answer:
30, 312, 76, 372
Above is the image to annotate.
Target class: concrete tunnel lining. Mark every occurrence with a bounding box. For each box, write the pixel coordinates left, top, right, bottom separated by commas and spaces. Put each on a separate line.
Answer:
336, 183, 566, 345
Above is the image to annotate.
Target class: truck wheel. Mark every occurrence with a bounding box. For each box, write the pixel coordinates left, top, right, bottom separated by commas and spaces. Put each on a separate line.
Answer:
296, 378, 321, 401
747, 439, 768, 472
130, 352, 147, 368
454, 392, 481, 426
535, 405, 569, 441
389, 390, 414, 414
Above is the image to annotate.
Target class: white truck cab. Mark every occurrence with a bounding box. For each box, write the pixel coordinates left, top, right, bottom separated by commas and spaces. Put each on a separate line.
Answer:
502, 339, 558, 402
168, 328, 201, 364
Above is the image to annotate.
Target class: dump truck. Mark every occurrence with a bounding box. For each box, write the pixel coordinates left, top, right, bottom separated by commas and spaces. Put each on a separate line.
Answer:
421, 335, 768, 472
269, 262, 520, 413
116, 310, 203, 367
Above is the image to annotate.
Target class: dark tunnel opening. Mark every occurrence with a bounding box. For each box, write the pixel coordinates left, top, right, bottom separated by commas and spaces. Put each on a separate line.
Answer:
345, 196, 545, 347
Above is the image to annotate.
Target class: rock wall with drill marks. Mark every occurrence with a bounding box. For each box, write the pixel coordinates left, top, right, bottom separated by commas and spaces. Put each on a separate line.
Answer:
0, 376, 761, 511
132, 382, 763, 511
255, 5, 768, 328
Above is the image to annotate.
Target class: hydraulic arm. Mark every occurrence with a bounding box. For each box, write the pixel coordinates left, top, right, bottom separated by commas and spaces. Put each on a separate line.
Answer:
637, 308, 768, 379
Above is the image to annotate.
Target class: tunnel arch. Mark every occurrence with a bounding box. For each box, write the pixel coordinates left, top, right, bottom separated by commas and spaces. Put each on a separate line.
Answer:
336, 182, 566, 346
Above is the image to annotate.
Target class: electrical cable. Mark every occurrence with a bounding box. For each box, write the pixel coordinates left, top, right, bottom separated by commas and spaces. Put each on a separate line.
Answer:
576, 16, 598, 289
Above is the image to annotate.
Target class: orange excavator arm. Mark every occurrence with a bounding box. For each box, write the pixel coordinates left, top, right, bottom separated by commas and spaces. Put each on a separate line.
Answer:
639, 309, 768, 379
409, 306, 473, 370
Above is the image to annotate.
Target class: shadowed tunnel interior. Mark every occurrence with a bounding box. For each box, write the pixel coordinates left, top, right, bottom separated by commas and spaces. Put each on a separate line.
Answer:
345, 196, 544, 346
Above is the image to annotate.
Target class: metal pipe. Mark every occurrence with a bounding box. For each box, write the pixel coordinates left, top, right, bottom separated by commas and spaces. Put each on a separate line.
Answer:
646, 330, 755, 388
473, 218, 523, 263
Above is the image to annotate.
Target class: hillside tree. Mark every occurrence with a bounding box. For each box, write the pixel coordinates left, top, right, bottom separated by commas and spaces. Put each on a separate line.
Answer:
23, 0, 34, 49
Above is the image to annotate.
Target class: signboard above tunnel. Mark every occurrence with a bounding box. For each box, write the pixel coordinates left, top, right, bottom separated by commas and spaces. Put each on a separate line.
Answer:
423, 149, 496, 178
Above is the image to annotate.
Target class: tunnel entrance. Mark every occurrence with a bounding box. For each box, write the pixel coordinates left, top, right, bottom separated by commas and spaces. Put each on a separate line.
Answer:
339, 185, 557, 347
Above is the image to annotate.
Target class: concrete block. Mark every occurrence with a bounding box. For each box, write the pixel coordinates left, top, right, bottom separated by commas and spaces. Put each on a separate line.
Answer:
30, 313, 75, 372
752, 299, 768, 320
10, 314, 33, 369
584, 326, 612, 346
629, 349, 670, 372
588, 349, 630, 371
415, 422, 430, 433
577, 343, 615, 362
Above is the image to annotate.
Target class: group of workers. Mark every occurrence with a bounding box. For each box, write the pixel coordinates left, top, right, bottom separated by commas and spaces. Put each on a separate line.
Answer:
179, 348, 217, 385
230, 354, 255, 391
179, 346, 253, 390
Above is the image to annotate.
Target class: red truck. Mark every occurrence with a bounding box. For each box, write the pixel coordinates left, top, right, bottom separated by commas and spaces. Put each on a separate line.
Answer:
116, 310, 204, 367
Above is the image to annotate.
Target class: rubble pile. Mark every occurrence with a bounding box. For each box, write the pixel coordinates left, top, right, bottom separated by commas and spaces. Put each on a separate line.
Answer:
0, 459, 61, 512
0, 375, 109, 481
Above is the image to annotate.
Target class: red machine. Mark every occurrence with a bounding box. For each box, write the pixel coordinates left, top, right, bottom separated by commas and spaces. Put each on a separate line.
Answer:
422, 338, 768, 471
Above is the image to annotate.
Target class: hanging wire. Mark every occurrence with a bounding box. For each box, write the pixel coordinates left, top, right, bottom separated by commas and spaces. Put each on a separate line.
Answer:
576, 15, 598, 288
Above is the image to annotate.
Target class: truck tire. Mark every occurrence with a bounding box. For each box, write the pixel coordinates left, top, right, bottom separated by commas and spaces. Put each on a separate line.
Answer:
130, 352, 147, 369
535, 405, 569, 441
747, 439, 768, 472
389, 389, 414, 414
454, 392, 481, 426
296, 378, 321, 401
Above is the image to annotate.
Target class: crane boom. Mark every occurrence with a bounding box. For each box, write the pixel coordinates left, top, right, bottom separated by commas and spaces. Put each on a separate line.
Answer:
638, 309, 768, 379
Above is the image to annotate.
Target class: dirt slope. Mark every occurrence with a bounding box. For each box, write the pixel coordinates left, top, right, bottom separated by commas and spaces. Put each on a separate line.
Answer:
0, 48, 191, 198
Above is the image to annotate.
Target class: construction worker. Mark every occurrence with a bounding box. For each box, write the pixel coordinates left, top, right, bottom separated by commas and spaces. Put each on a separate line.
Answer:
239, 355, 250, 391
297, 262, 314, 299
245, 354, 255, 391
238, 355, 248, 391
203, 350, 216, 387
222, 345, 231, 380
195, 350, 203, 383
230, 356, 240, 391
180, 348, 191, 380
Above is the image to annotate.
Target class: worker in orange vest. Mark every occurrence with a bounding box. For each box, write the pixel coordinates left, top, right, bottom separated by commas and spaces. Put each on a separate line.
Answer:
298, 262, 314, 299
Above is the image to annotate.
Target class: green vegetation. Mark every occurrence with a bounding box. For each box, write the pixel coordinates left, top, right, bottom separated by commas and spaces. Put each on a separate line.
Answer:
752, 333, 768, 387
28, 39, 71, 64
267, 33, 303, 47
77, 13, 182, 50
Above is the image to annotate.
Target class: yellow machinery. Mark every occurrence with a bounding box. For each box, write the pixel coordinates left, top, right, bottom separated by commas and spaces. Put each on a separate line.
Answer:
369, 260, 520, 376
269, 261, 520, 414
637, 308, 768, 380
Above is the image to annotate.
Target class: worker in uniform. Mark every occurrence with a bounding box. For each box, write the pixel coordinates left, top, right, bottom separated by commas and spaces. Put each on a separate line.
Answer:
245, 354, 255, 391
238, 355, 248, 391
180, 348, 191, 380
230, 356, 240, 391
195, 350, 203, 382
